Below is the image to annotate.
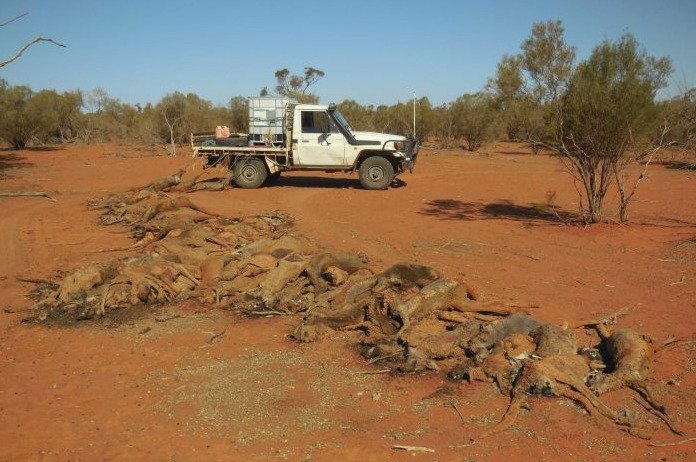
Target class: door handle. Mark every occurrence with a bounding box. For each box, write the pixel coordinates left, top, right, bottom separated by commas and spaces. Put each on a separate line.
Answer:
301, 140, 309, 143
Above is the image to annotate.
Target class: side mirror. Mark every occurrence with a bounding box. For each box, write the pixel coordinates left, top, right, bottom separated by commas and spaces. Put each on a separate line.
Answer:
320, 132, 331, 145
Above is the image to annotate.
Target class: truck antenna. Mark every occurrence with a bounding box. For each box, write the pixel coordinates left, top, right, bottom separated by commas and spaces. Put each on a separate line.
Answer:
412, 91, 416, 140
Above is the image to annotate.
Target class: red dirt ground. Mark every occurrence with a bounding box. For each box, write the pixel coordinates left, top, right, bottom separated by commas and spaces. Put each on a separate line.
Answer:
0, 142, 694, 461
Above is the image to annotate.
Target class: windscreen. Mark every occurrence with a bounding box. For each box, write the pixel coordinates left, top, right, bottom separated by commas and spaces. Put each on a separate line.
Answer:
332, 110, 354, 133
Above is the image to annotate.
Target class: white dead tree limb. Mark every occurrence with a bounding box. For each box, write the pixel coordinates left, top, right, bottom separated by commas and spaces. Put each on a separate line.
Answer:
612, 121, 677, 222
0, 12, 66, 68
162, 111, 182, 156
0, 12, 29, 27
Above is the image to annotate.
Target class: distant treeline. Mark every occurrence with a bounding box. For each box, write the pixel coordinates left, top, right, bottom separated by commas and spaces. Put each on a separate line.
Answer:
1, 79, 692, 154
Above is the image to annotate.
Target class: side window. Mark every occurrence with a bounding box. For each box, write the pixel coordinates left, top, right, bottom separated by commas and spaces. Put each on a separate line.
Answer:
301, 111, 336, 134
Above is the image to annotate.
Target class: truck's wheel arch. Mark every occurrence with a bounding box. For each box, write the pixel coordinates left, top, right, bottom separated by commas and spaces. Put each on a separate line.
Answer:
263, 157, 281, 174
354, 150, 397, 171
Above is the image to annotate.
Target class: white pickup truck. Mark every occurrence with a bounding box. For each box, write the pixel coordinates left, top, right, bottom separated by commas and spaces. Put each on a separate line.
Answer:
191, 97, 418, 190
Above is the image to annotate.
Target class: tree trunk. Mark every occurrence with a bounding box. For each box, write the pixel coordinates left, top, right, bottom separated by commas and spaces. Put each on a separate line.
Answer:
162, 111, 177, 156
11, 136, 27, 150
589, 204, 603, 223
168, 125, 176, 156
613, 168, 628, 222
586, 191, 601, 223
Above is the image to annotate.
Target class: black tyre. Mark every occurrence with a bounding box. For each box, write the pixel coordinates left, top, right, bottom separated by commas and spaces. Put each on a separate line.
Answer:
233, 158, 268, 189
358, 156, 394, 190
265, 171, 281, 186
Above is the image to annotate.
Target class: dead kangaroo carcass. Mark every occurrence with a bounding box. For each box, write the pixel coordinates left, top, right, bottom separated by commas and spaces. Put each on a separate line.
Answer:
589, 327, 654, 395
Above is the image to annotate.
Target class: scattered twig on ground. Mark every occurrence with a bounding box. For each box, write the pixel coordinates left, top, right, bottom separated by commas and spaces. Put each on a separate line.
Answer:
249, 310, 287, 317
154, 314, 181, 322
94, 247, 131, 253
354, 369, 391, 375
0, 191, 56, 202
15, 276, 53, 285
449, 402, 466, 425
207, 330, 226, 344
572, 306, 632, 329
668, 276, 686, 286
549, 203, 572, 225
3, 307, 33, 313
392, 445, 435, 453
648, 437, 696, 447
366, 352, 402, 365
504, 302, 541, 309
440, 239, 454, 249
656, 338, 696, 356
56, 240, 88, 246
633, 397, 684, 436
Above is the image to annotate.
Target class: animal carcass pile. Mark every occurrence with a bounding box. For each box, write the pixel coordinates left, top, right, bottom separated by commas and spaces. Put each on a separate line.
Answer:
23, 170, 685, 440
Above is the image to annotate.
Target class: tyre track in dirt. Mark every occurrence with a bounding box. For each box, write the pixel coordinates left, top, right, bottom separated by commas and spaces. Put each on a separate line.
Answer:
0, 199, 55, 310
0, 200, 37, 278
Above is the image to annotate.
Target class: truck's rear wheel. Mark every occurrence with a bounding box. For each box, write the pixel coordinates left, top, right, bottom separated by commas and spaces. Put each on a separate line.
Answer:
358, 156, 394, 190
233, 158, 268, 189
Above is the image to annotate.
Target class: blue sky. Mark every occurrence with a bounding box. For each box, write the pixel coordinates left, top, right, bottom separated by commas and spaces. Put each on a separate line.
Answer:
1, 0, 694, 107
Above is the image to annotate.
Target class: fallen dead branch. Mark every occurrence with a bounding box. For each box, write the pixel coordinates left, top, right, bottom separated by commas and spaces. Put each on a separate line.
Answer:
16, 276, 54, 285
392, 445, 435, 453
249, 310, 288, 317
207, 330, 226, 344
4, 307, 33, 313
0, 191, 56, 202
648, 437, 696, 447
449, 402, 466, 425
353, 369, 391, 375
366, 352, 402, 365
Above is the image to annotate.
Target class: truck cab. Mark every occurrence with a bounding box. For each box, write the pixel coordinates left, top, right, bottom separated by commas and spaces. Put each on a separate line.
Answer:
292, 103, 418, 188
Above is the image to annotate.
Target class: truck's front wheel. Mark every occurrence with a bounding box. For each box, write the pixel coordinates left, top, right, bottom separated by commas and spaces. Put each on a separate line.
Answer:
358, 156, 394, 190
233, 158, 268, 189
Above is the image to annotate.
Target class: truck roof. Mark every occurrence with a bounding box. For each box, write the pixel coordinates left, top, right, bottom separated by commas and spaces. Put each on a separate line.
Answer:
295, 104, 329, 111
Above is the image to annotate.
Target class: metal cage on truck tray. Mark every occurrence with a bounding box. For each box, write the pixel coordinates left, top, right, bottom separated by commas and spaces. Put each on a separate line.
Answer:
248, 97, 294, 146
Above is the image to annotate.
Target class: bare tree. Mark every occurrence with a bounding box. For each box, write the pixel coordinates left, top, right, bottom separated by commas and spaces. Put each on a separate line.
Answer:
0, 12, 66, 68
275, 67, 325, 95
267, 67, 325, 103
162, 111, 181, 155
158, 93, 186, 155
